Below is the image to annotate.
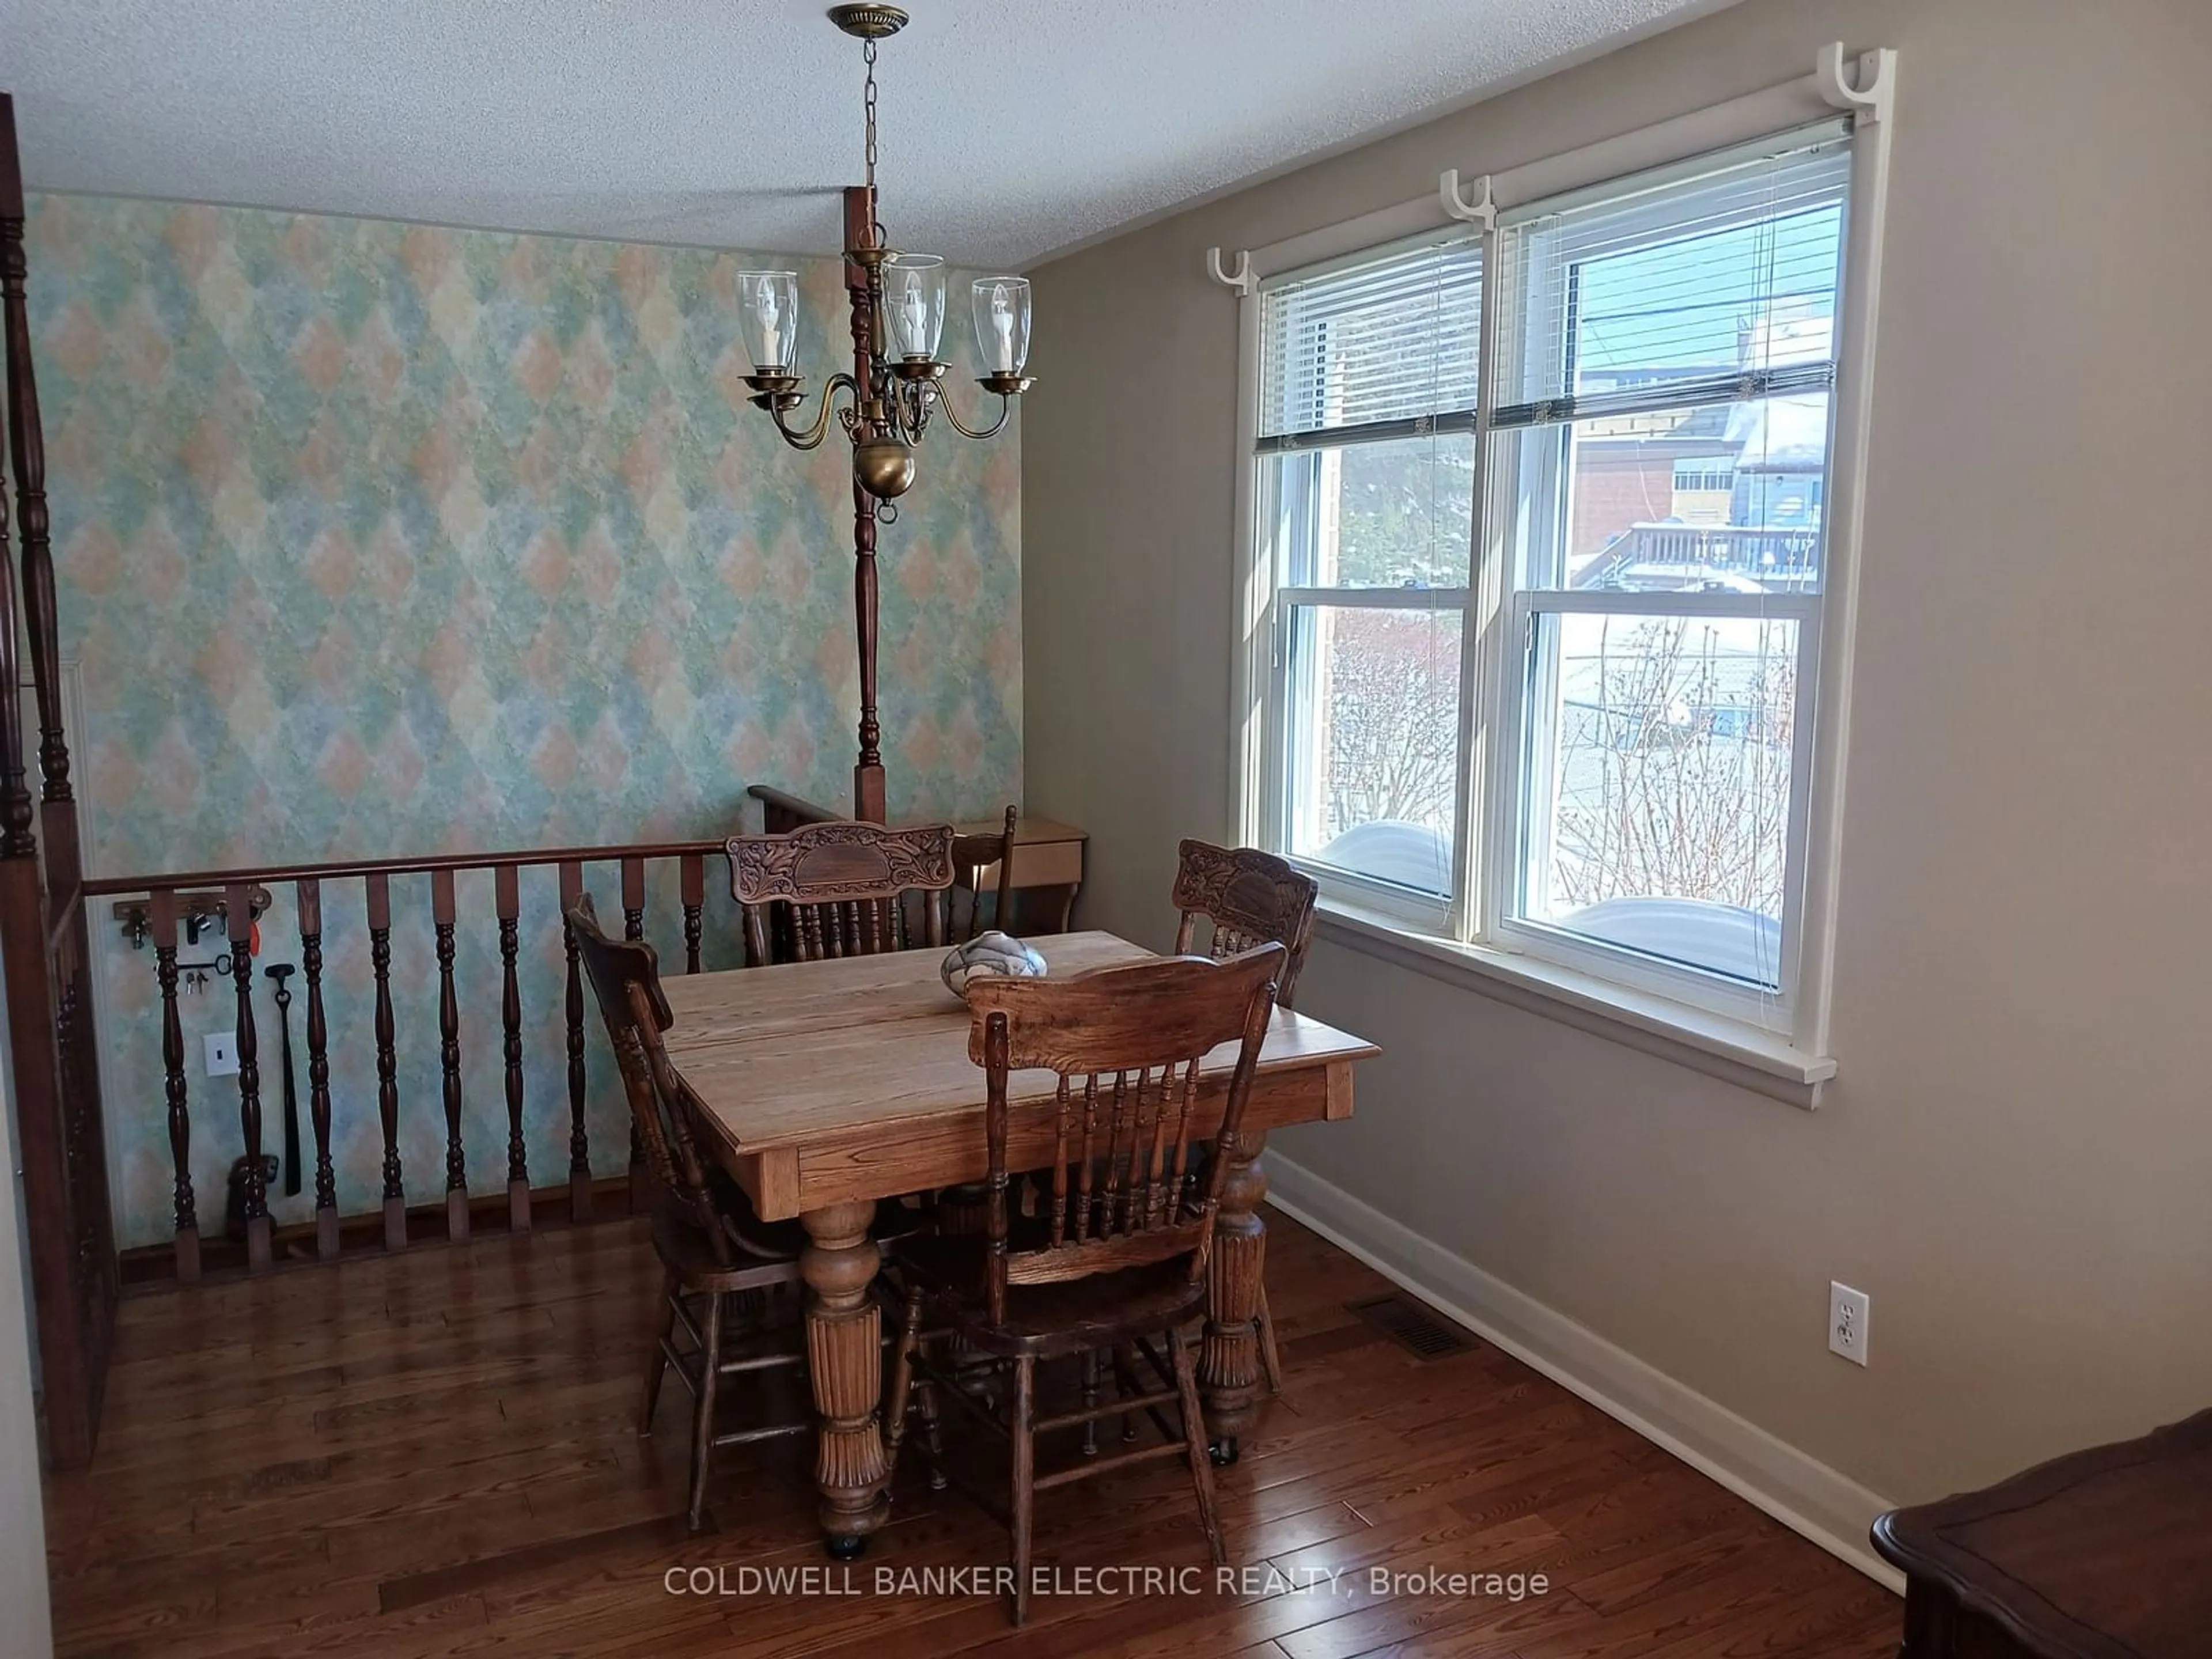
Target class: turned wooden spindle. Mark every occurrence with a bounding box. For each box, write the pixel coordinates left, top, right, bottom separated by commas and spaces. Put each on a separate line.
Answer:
365, 872, 405, 1251
1069, 1075, 1096, 1243
620, 857, 645, 1205
558, 861, 591, 1221
151, 889, 199, 1282
680, 853, 704, 974
0, 369, 29, 858
51, 969, 100, 1278
1, 195, 67, 809
297, 878, 338, 1259
225, 882, 271, 1272
495, 864, 529, 1232
620, 856, 646, 942
431, 869, 467, 1243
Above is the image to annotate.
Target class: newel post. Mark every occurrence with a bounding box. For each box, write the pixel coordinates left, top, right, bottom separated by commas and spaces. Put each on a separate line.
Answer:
844, 183, 887, 824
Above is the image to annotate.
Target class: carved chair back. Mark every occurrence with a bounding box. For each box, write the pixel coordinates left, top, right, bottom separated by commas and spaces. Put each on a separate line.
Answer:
949, 805, 1020, 942
567, 895, 733, 1264
964, 944, 1286, 1326
1171, 840, 1319, 1009
726, 820, 957, 965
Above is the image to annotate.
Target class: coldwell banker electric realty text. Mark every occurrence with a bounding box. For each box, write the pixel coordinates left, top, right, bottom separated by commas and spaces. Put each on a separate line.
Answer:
664, 1565, 1552, 1600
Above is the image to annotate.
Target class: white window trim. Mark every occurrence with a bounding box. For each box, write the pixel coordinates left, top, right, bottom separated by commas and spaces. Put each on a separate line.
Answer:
1223, 47, 1897, 1109
1315, 897, 1837, 1107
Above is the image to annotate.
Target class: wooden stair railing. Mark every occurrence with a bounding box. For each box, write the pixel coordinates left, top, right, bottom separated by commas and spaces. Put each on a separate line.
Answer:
748, 783, 846, 834
0, 58, 901, 1467
3, 90, 122, 1468
85, 836, 764, 1285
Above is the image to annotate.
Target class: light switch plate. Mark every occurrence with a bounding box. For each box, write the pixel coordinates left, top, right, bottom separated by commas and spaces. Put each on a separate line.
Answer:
203, 1031, 240, 1078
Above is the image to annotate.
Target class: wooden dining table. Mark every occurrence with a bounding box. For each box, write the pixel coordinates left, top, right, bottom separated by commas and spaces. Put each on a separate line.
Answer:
659, 929, 1378, 1556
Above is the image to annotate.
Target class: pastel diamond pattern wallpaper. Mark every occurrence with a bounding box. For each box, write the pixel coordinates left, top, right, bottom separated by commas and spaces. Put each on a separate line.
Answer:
25, 194, 1022, 1247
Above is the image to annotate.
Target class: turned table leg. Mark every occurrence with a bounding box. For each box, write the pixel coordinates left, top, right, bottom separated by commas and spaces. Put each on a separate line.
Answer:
1202, 1130, 1268, 1459
800, 1198, 888, 1557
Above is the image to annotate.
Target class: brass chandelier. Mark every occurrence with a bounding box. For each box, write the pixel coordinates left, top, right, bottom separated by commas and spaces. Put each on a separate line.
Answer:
738, 5, 1033, 505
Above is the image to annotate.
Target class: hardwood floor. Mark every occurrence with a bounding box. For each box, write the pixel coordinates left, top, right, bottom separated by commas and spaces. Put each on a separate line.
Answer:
43, 1213, 1897, 1657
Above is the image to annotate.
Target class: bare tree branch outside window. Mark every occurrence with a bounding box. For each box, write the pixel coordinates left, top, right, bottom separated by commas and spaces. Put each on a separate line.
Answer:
1546, 616, 1797, 918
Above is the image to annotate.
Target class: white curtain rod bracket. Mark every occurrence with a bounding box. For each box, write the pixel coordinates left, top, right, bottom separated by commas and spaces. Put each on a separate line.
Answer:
1815, 43, 1896, 124
1439, 168, 1496, 227
1205, 246, 1257, 296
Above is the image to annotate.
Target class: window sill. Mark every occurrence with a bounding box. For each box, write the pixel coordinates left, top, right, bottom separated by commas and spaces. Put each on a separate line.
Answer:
1312, 900, 1837, 1109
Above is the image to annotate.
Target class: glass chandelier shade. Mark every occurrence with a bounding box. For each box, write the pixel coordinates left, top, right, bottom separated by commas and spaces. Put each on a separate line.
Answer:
883, 253, 946, 360
971, 276, 1032, 377
736, 269, 801, 373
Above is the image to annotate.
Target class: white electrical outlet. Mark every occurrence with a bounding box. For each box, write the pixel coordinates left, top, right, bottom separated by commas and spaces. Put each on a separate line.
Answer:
1828, 1281, 1869, 1366
203, 1032, 240, 1078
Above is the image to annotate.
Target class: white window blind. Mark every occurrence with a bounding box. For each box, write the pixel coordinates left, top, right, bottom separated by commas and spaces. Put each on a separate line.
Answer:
1493, 123, 1851, 432
1257, 232, 1482, 451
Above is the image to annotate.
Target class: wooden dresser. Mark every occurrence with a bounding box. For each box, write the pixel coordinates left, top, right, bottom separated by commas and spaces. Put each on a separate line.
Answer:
1872, 1407, 2212, 1657
954, 813, 1085, 931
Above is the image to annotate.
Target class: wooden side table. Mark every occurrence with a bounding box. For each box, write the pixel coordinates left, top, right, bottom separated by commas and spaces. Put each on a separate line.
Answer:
1872, 1407, 2212, 1657
954, 813, 1085, 933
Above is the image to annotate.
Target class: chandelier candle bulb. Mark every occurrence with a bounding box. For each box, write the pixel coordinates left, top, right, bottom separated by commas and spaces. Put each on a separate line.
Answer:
737, 270, 800, 373
885, 253, 947, 361
974, 277, 1031, 378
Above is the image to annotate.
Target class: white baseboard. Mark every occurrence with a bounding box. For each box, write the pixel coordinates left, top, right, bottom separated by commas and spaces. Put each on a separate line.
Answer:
1264, 1154, 1906, 1594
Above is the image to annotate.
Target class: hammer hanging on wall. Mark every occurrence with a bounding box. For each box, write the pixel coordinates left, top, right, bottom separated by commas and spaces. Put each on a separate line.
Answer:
266, 964, 302, 1198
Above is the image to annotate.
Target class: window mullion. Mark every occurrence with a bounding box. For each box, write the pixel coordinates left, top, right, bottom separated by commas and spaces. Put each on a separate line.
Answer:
1475, 219, 1555, 949
1450, 217, 1509, 945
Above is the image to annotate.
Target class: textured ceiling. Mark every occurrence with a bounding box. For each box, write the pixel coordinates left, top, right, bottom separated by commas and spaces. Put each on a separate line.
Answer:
4, 0, 1738, 270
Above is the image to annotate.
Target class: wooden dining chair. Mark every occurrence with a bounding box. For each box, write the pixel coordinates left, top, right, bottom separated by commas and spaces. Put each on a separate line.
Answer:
882, 944, 1287, 1626
937, 806, 1023, 1235
949, 805, 1020, 942
727, 819, 958, 1236
726, 819, 957, 965
1172, 839, 1319, 1007
1171, 839, 1319, 1396
568, 895, 810, 1532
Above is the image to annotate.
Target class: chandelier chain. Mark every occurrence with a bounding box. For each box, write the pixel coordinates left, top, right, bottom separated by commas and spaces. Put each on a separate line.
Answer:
862, 38, 879, 194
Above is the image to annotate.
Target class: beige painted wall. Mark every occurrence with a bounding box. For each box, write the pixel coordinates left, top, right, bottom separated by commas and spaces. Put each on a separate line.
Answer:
1022, 0, 2212, 1509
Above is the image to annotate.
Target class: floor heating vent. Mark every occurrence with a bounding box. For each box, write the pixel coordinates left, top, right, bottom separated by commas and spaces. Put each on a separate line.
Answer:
1348, 1293, 1476, 1361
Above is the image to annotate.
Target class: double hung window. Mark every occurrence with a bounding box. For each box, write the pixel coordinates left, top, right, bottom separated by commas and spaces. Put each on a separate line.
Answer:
1249, 123, 1858, 1031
